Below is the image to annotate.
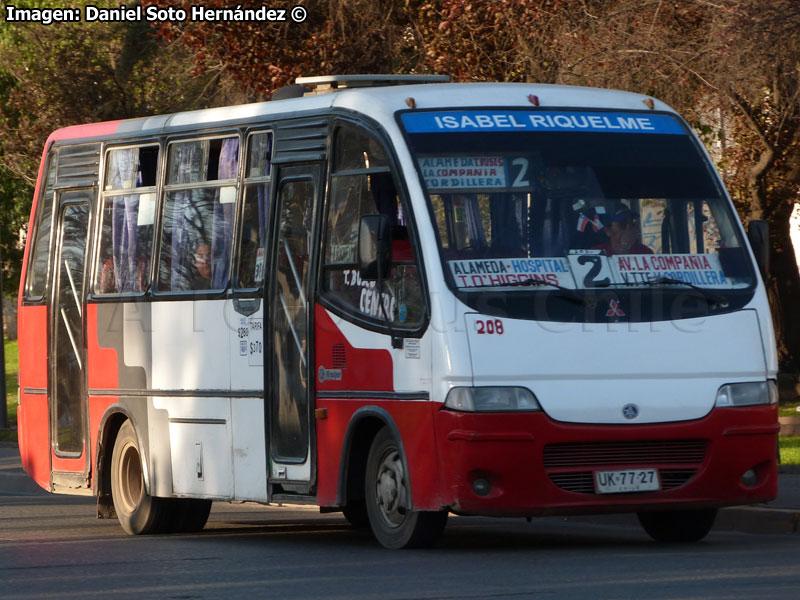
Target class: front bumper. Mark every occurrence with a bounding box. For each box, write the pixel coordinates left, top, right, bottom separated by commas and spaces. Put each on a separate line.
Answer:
434, 404, 779, 516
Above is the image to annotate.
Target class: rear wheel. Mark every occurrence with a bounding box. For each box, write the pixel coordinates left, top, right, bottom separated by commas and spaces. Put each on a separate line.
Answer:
342, 499, 370, 529
637, 508, 718, 542
167, 498, 212, 533
111, 420, 172, 534
365, 428, 448, 549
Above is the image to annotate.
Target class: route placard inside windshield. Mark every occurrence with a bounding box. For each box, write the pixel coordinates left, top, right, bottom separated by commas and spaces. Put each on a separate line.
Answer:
418, 155, 534, 192
449, 252, 741, 289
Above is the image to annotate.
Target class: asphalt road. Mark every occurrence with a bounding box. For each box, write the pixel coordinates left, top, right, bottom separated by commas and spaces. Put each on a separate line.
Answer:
1, 491, 800, 600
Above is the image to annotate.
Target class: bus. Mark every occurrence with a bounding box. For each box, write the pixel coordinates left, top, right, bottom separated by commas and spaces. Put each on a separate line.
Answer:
16, 75, 779, 548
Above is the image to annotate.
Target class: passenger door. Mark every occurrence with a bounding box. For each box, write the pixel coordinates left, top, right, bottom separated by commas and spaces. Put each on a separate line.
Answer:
266, 164, 321, 488
50, 191, 92, 491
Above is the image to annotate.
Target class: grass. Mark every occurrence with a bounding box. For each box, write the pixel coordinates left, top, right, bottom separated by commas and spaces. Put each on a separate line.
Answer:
1, 336, 18, 442
780, 436, 800, 466
779, 402, 800, 417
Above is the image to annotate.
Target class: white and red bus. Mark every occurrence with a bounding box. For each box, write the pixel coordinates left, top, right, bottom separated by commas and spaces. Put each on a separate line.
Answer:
16, 75, 779, 548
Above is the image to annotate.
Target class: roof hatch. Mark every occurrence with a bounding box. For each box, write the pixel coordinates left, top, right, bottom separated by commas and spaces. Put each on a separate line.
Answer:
295, 74, 450, 95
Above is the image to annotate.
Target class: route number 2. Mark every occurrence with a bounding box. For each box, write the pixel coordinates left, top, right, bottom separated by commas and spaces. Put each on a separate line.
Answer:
475, 319, 504, 334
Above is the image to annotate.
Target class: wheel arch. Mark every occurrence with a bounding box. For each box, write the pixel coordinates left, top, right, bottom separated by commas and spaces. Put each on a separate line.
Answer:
95, 406, 149, 518
336, 406, 413, 510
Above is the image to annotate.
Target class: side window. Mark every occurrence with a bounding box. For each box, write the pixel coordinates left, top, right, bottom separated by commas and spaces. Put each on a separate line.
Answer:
687, 200, 723, 254
236, 131, 272, 289
321, 123, 424, 328
638, 198, 737, 255
24, 157, 57, 300
94, 146, 158, 294
157, 136, 239, 292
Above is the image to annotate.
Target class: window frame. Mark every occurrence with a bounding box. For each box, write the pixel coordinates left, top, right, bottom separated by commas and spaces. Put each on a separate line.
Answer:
22, 150, 58, 304
153, 132, 244, 297
232, 128, 275, 293
91, 142, 162, 298
317, 117, 430, 337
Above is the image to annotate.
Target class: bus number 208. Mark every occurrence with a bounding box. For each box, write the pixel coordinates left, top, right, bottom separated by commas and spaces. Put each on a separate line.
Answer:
475, 319, 504, 335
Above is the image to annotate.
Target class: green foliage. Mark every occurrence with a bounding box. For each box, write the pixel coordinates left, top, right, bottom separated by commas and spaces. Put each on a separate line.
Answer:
0, 0, 244, 296
779, 402, 800, 418
780, 436, 800, 465
3, 336, 18, 430
0, 166, 30, 297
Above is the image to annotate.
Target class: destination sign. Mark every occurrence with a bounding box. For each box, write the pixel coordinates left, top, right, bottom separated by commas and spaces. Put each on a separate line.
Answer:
608, 253, 735, 288
448, 257, 575, 289
418, 155, 534, 191
402, 110, 686, 135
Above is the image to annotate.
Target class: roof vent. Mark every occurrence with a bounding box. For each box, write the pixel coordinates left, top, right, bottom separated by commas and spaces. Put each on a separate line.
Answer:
271, 84, 311, 101
295, 74, 450, 95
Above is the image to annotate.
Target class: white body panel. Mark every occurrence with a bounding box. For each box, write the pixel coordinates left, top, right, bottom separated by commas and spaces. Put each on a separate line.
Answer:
151, 301, 231, 390
328, 84, 777, 424
227, 301, 265, 391
156, 396, 233, 499
231, 397, 268, 501
464, 309, 767, 424
145, 300, 267, 500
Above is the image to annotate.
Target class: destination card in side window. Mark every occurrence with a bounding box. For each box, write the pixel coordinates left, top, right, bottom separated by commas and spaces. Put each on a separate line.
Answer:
418, 155, 535, 192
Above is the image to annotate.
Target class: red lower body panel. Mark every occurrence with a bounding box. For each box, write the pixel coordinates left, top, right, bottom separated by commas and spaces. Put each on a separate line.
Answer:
435, 405, 778, 516
315, 398, 442, 509
18, 392, 50, 491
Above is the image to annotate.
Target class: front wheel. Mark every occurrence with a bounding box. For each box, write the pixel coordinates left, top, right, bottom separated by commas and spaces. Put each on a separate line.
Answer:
637, 508, 718, 542
365, 428, 448, 549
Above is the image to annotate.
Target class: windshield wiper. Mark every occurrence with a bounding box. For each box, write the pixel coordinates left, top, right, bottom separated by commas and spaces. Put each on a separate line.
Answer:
604, 276, 729, 307
497, 278, 587, 306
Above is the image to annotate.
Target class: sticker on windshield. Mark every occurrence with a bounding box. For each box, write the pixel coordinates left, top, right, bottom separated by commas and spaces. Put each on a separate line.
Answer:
402, 111, 686, 135
609, 253, 734, 288
448, 257, 575, 289
418, 156, 533, 191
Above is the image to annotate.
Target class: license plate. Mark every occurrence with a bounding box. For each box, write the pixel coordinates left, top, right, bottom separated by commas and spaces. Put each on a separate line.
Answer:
594, 468, 660, 494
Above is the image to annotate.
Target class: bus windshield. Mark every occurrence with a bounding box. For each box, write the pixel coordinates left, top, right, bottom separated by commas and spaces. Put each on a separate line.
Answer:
401, 110, 755, 314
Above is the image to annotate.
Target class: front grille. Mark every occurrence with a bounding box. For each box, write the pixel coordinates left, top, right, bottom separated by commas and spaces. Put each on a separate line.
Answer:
549, 468, 699, 495
543, 439, 707, 468
544, 440, 707, 495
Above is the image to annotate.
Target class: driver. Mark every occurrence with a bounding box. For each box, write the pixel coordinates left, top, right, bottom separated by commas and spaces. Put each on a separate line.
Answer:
593, 207, 652, 256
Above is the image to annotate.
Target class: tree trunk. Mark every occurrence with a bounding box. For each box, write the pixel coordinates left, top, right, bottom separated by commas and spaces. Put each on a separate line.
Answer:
767, 205, 800, 370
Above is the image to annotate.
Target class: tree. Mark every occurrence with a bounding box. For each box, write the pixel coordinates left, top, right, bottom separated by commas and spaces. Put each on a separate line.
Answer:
154, 0, 800, 368
417, 0, 800, 369
543, 0, 800, 368
146, 0, 427, 96
0, 0, 245, 295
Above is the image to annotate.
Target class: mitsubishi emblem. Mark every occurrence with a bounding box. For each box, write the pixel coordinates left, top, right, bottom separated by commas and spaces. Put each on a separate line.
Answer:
606, 299, 625, 317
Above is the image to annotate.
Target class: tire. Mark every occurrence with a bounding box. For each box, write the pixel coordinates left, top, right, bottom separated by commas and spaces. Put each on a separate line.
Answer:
342, 499, 370, 529
111, 420, 172, 535
364, 428, 448, 549
167, 498, 212, 533
637, 508, 718, 542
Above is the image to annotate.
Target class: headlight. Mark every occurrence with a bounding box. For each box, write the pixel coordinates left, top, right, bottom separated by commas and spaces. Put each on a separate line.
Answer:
444, 387, 541, 412
715, 381, 778, 407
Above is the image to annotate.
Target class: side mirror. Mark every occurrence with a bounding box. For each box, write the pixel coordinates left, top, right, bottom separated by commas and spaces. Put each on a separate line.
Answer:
358, 214, 392, 281
747, 219, 770, 278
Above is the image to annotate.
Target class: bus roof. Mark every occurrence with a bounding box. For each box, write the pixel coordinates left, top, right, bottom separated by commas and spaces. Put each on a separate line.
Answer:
45, 81, 676, 145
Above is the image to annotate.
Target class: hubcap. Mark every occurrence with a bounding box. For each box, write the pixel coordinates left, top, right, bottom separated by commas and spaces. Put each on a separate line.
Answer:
374, 448, 408, 528
118, 441, 143, 514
